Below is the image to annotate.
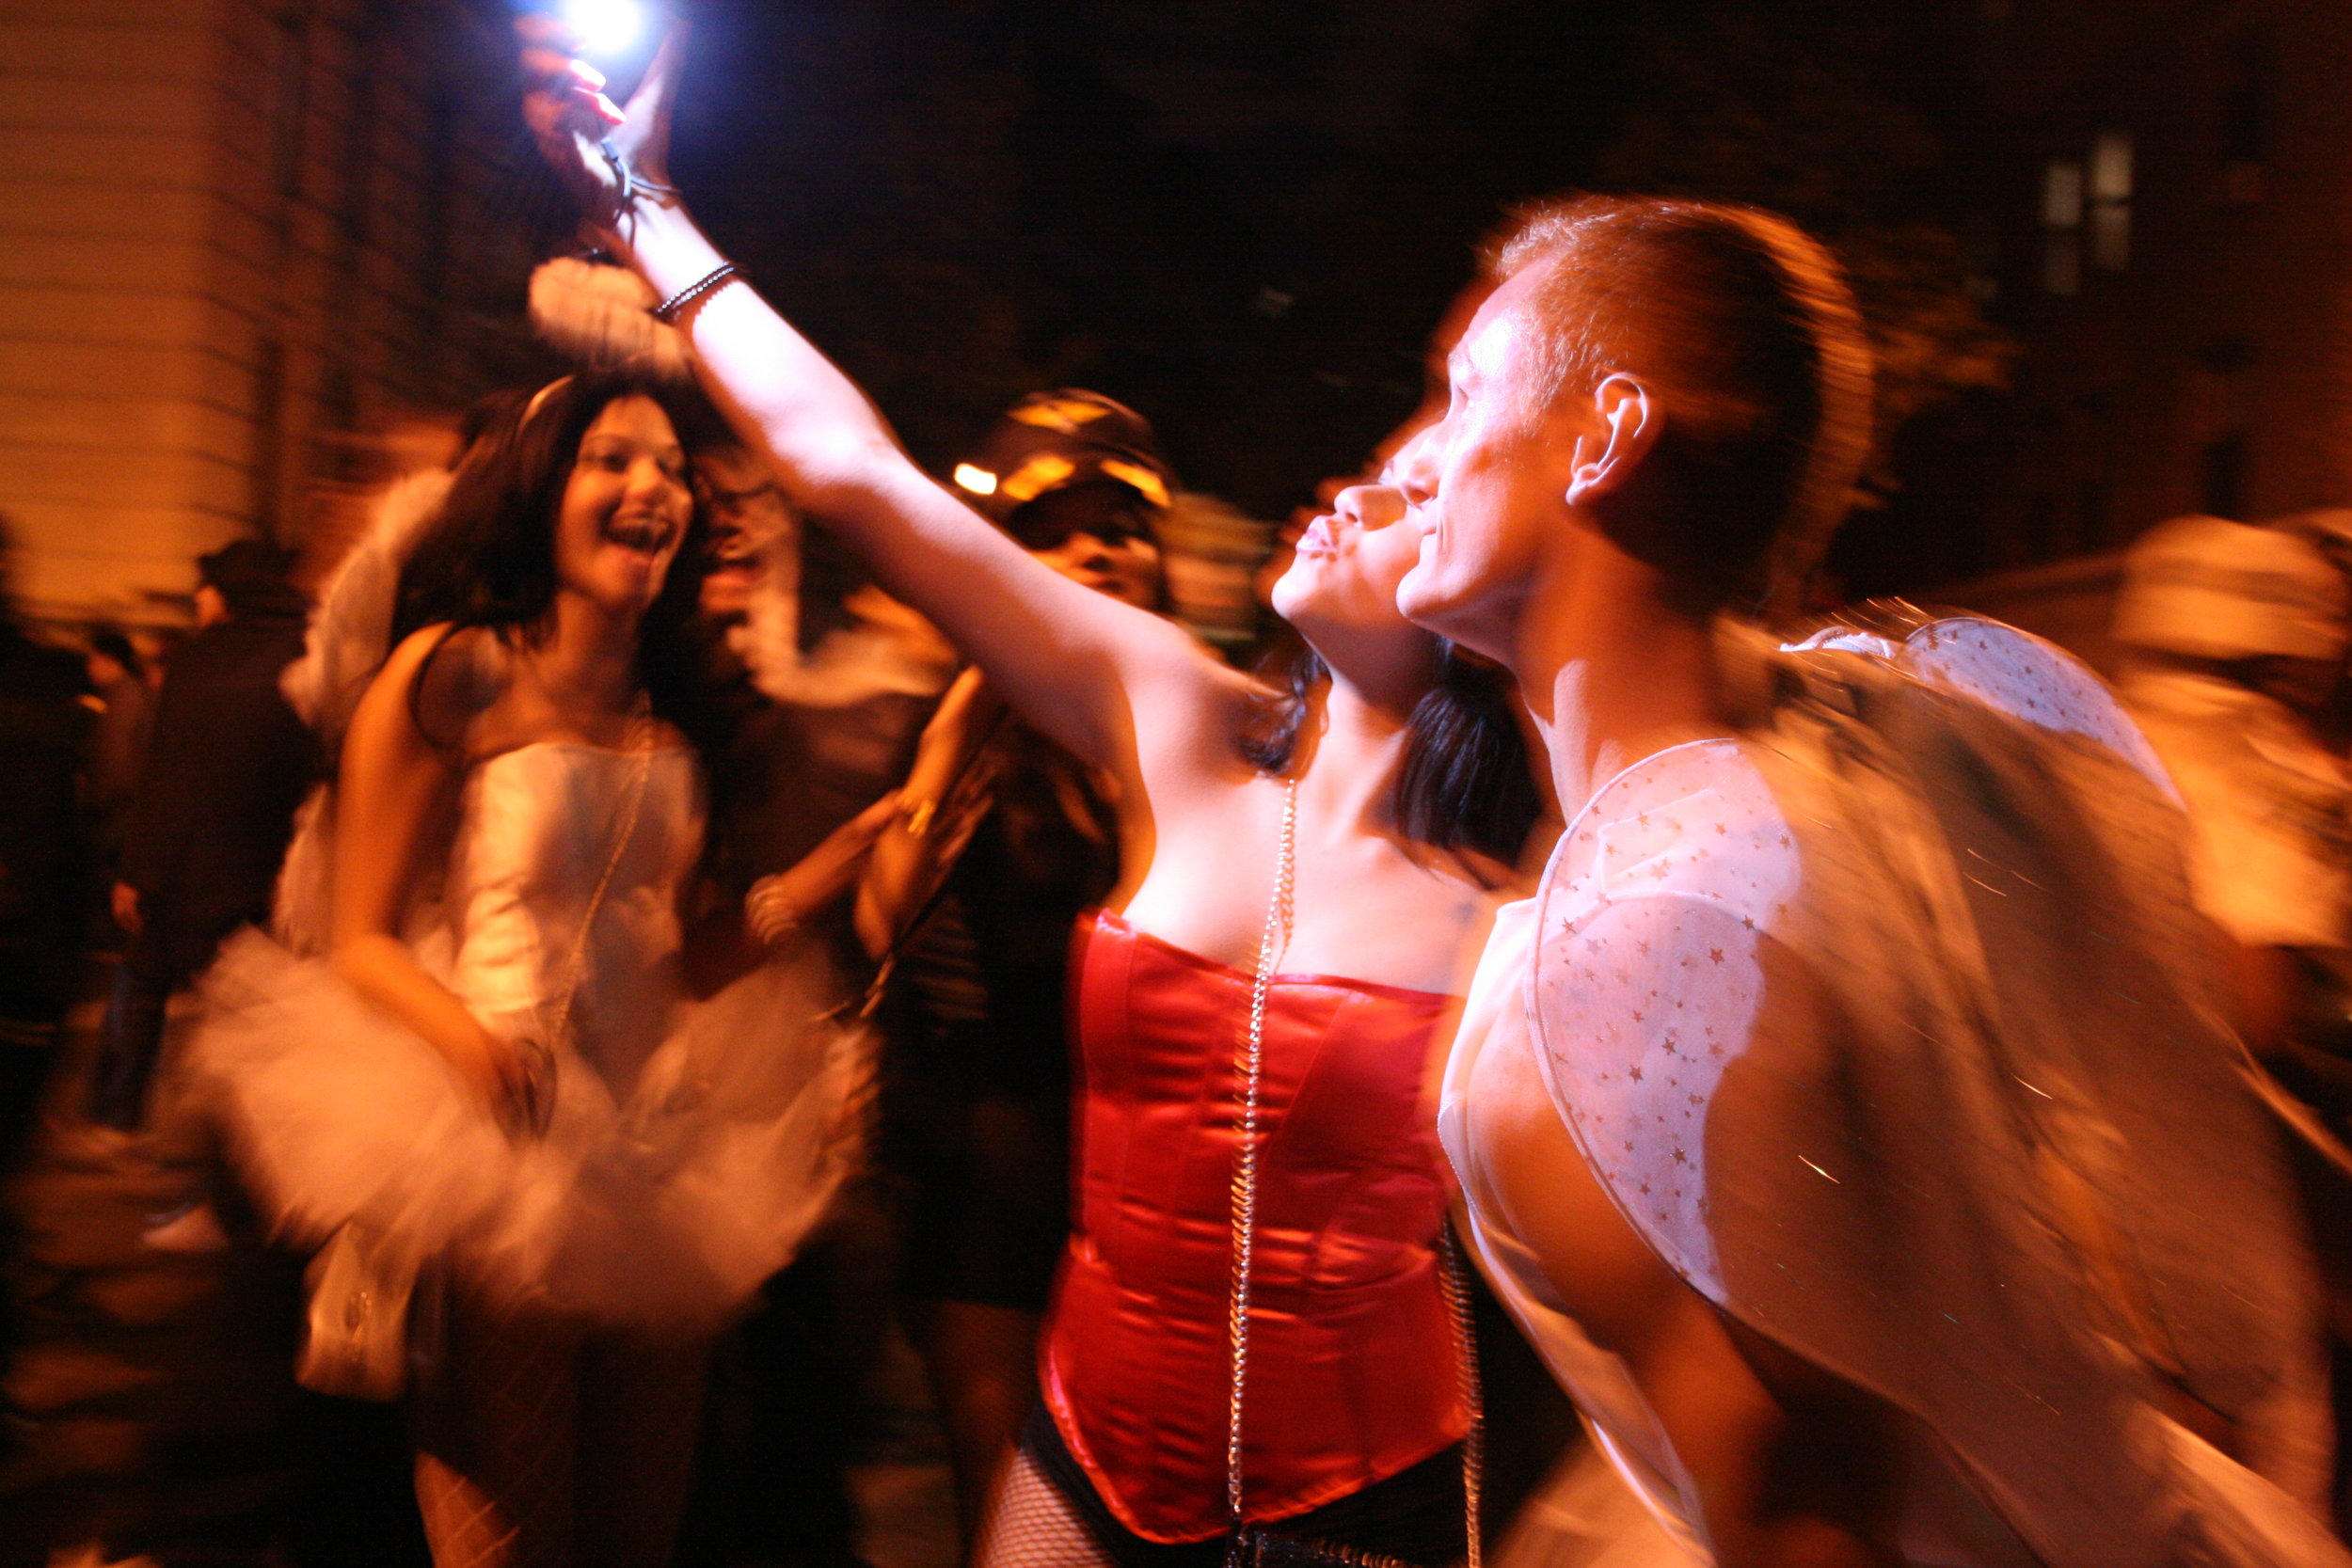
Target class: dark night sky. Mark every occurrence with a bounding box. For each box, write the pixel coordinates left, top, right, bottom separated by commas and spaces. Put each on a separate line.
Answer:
623, 1, 1979, 530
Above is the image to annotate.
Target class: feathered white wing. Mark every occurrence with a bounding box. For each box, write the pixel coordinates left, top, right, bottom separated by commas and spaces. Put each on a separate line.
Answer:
272, 467, 452, 954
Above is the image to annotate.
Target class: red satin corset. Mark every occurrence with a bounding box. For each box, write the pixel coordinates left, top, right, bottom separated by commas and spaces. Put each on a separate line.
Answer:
1041, 910, 1470, 1544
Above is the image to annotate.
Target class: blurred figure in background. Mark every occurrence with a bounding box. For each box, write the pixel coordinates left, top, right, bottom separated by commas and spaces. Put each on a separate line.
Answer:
682, 439, 943, 1568
81, 626, 151, 949
0, 523, 89, 1164
2112, 515, 2352, 1056
2115, 513, 2352, 1532
858, 389, 1174, 1547
698, 439, 956, 892
87, 540, 315, 1132
82, 628, 151, 853
2279, 509, 2352, 757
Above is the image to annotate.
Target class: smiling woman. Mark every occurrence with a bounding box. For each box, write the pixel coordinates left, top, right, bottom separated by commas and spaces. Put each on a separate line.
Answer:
560, 397, 691, 588
183, 370, 897, 1568
393, 375, 708, 690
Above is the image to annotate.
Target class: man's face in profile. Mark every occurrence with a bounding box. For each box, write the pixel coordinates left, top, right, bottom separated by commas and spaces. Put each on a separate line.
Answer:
1392, 261, 1585, 664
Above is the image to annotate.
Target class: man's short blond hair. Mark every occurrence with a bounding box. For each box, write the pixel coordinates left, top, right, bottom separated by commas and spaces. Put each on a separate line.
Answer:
1486, 196, 1873, 617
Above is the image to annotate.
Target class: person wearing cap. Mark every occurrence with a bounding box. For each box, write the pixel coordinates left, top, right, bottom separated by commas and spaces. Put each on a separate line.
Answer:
947, 388, 1176, 609
88, 538, 318, 1131
2113, 515, 2352, 1051
858, 389, 1176, 1547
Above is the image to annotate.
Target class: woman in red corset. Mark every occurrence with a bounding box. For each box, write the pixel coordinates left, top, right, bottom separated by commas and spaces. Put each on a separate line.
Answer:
525, 40, 1540, 1568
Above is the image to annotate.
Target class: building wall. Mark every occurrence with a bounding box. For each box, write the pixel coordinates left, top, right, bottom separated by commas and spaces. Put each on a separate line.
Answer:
1968, 0, 2352, 571
0, 0, 536, 630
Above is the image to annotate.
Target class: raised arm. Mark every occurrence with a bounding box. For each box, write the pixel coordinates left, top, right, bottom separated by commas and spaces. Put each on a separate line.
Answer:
521, 37, 1240, 782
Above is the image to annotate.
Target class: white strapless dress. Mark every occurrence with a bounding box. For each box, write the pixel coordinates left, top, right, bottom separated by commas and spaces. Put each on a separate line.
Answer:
186, 741, 866, 1329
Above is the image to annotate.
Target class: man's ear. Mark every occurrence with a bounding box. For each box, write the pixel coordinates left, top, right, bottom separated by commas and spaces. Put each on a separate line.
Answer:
1564, 374, 1658, 508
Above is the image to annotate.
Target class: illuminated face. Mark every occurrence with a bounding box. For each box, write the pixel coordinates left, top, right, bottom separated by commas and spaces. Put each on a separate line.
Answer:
1393, 262, 1587, 665
554, 396, 692, 619
1269, 480, 1428, 643
1010, 481, 1165, 610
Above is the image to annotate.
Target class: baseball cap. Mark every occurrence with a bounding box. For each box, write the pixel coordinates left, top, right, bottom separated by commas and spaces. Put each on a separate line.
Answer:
951, 390, 1176, 526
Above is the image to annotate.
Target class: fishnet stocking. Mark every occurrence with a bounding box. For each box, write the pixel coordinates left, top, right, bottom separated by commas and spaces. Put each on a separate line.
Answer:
412, 1301, 582, 1568
974, 1447, 1120, 1568
914, 1299, 1044, 1549
407, 1291, 711, 1568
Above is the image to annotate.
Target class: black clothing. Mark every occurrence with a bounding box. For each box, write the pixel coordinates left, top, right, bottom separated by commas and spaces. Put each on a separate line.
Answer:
91, 609, 314, 1129
881, 720, 1119, 1310
684, 647, 935, 1568
83, 672, 153, 950
0, 630, 88, 1025
85, 673, 152, 843
116, 612, 314, 957
705, 684, 934, 892
0, 628, 90, 1161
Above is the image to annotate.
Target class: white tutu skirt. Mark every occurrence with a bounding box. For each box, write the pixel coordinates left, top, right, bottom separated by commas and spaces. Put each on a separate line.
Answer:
187, 927, 867, 1331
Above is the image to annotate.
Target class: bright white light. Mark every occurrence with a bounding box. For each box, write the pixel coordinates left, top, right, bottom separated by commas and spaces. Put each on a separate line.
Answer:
953, 464, 998, 496
564, 0, 644, 59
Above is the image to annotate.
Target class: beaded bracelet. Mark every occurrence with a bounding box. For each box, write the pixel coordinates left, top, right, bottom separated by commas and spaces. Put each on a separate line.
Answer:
651, 262, 739, 325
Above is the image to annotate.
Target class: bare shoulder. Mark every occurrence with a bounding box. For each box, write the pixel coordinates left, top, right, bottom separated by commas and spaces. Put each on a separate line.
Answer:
354, 624, 510, 758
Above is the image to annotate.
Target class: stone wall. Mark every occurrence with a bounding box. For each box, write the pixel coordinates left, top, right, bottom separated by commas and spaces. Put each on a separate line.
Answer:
0, 0, 537, 629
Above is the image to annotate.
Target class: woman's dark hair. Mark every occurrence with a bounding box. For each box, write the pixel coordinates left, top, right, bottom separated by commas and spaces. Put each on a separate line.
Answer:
391, 371, 726, 750
1241, 639, 1539, 867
